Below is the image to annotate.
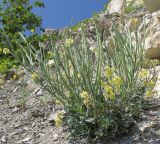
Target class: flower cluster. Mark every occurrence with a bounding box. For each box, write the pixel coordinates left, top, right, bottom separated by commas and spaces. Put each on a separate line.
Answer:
138, 68, 157, 97
30, 29, 35, 33
102, 66, 124, 100
31, 72, 39, 81
0, 48, 10, 55
110, 76, 123, 91
65, 38, 74, 47
54, 111, 64, 127
80, 91, 90, 106
102, 82, 115, 100
105, 66, 114, 77
138, 69, 149, 79
129, 17, 139, 29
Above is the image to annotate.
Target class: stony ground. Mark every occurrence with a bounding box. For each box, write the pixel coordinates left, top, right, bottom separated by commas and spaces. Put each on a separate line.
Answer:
0, 77, 160, 144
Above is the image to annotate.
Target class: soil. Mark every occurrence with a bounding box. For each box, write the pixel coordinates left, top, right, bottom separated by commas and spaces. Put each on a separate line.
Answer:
0, 78, 160, 144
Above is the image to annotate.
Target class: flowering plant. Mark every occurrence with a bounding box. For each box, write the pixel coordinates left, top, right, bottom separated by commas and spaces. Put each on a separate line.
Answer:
15, 25, 157, 141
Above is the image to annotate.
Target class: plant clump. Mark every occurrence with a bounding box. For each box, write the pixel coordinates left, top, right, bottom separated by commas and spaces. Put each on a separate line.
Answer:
11, 23, 158, 142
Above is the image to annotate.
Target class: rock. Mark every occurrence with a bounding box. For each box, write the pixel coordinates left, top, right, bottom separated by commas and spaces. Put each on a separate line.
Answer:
12, 107, 19, 113
46, 60, 54, 66
31, 108, 45, 118
139, 121, 155, 132
48, 111, 56, 122
53, 134, 58, 141
145, 10, 160, 59
128, 17, 141, 31
143, 0, 160, 12
1, 135, 7, 143
32, 87, 43, 97
17, 137, 31, 144
89, 26, 95, 31
42, 28, 59, 36
107, 0, 124, 15
108, 0, 144, 15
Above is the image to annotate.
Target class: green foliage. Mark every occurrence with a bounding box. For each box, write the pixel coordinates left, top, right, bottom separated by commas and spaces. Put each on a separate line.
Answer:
0, 0, 44, 46
17, 88, 30, 109
71, 18, 90, 32
0, 57, 14, 73
0, 0, 44, 76
124, 0, 144, 14
15, 25, 156, 141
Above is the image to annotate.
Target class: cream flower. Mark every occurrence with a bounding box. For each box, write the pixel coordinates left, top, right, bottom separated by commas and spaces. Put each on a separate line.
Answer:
105, 66, 114, 78
31, 72, 39, 81
80, 91, 90, 106
54, 111, 64, 127
3, 48, 10, 55
65, 38, 74, 47
110, 76, 123, 90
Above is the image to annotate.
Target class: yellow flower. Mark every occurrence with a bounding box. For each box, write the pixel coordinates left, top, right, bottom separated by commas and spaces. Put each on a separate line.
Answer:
47, 51, 54, 59
110, 76, 123, 90
17, 69, 25, 76
147, 80, 155, 88
12, 65, 17, 69
31, 72, 38, 81
138, 69, 149, 78
55, 111, 64, 127
31, 29, 35, 33
103, 85, 115, 100
55, 100, 62, 105
105, 66, 114, 77
65, 38, 74, 47
80, 91, 90, 106
130, 18, 139, 28
3, 48, 10, 55
13, 74, 17, 80
146, 90, 152, 97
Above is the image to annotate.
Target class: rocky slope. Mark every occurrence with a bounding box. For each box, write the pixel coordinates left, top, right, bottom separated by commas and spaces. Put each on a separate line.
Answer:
0, 73, 159, 143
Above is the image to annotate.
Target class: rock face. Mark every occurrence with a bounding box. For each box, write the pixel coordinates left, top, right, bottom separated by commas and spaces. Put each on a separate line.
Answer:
145, 10, 160, 59
107, 0, 144, 15
107, 0, 124, 14
143, 0, 160, 12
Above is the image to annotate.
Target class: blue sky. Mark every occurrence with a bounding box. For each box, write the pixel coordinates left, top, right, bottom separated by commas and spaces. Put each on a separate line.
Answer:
34, 0, 108, 29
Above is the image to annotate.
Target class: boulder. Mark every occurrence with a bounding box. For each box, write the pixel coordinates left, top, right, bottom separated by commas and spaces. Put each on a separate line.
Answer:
145, 10, 160, 59
107, 0, 144, 15
107, 0, 124, 15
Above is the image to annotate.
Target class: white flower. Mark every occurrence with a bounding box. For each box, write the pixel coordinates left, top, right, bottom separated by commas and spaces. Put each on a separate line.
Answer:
47, 60, 54, 66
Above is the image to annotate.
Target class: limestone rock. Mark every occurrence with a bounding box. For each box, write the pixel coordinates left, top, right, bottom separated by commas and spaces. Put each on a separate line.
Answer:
145, 10, 160, 59
107, 0, 124, 15
107, 0, 144, 15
